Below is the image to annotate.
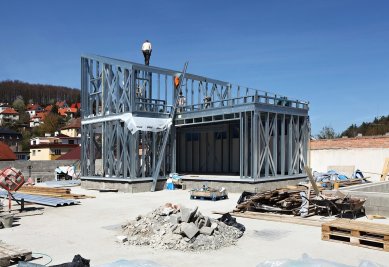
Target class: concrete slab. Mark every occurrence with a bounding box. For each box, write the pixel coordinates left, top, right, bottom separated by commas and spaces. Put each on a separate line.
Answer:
1, 188, 389, 266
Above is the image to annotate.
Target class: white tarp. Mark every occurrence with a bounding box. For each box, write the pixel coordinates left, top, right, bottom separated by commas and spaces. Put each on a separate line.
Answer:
81, 113, 172, 135
120, 113, 172, 134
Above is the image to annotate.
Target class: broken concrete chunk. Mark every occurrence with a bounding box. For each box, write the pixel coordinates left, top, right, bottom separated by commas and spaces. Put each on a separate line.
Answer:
205, 217, 211, 227
161, 207, 174, 216
198, 219, 205, 229
188, 206, 198, 222
169, 214, 182, 224
180, 222, 199, 239
116, 235, 128, 243
173, 225, 181, 234
199, 226, 214, 236
211, 222, 218, 230
181, 208, 191, 222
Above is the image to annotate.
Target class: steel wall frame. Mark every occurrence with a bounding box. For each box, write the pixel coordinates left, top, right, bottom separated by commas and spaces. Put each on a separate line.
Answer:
81, 54, 310, 181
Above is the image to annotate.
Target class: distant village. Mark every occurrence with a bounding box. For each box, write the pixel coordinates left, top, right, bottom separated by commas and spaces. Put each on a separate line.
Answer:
0, 98, 81, 162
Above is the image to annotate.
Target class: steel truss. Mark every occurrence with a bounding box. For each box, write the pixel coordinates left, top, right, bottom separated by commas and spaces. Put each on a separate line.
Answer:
81, 54, 310, 180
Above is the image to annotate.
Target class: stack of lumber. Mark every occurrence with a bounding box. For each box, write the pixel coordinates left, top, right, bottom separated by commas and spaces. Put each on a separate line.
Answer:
235, 186, 319, 215
18, 186, 94, 199
322, 219, 389, 251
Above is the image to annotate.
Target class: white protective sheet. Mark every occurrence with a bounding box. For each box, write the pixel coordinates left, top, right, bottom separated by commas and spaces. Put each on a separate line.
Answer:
81, 113, 172, 134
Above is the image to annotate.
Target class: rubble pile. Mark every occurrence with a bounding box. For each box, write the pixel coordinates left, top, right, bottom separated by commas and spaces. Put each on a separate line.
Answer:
121, 203, 244, 251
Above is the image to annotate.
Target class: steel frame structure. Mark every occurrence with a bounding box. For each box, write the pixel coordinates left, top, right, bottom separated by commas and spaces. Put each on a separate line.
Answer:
81, 54, 309, 181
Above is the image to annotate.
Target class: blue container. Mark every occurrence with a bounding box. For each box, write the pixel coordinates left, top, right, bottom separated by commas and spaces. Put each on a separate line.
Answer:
166, 182, 174, 190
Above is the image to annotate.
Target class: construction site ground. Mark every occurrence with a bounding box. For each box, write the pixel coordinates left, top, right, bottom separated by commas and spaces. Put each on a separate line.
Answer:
2, 188, 389, 267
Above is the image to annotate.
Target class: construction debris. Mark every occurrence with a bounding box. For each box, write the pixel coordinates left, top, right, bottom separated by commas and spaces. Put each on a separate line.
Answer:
235, 187, 366, 218
235, 187, 319, 216
121, 203, 244, 251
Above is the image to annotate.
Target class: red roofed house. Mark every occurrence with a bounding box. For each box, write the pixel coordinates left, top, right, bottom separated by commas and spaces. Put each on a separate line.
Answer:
30, 133, 80, 160
58, 108, 68, 117
70, 103, 81, 110
56, 101, 68, 108
310, 135, 389, 181
56, 146, 81, 160
0, 108, 19, 126
30, 111, 48, 128
44, 105, 53, 112
0, 141, 17, 161
26, 104, 43, 118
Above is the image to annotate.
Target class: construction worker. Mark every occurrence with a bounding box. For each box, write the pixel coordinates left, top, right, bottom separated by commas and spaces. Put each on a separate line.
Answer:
141, 40, 152, 65
177, 91, 186, 112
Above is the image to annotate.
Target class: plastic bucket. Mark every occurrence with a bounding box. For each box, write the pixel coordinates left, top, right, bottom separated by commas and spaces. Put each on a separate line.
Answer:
1, 214, 14, 228
166, 183, 174, 190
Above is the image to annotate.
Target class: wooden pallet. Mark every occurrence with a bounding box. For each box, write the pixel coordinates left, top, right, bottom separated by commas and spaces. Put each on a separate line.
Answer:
322, 219, 389, 251
0, 242, 32, 267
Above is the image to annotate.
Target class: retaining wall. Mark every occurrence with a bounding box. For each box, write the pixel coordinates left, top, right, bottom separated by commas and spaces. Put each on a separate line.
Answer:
0, 160, 77, 182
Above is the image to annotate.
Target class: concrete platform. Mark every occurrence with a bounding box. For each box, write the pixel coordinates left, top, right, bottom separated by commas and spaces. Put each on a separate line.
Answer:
340, 181, 389, 216
1, 188, 389, 266
81, 174, 307, 193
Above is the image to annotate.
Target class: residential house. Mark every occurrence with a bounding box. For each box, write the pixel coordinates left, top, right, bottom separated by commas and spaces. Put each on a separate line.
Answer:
30, 134, 80, 160
30, 112, 47, 128
70, 103, 81, 110
0, 141, 17, 161
0, 108, 19, 126
60, 118, 81, 137
56, 146, 81, 160
56, 101, 68, 108
26, 104, 43, 118
0, 103, 10, 113
0, 127, 22, 151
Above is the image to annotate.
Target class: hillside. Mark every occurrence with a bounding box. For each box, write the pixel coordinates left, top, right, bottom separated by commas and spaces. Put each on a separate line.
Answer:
0, 80, 80, 105
341, 115, 389, 137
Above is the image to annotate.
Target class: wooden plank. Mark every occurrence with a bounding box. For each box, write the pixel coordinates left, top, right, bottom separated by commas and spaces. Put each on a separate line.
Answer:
0, 242, 32, 267
380, 158, 389, 182
213, 211, 327, 227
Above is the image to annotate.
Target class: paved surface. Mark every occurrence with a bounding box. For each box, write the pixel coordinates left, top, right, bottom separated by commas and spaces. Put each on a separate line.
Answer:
1, 188, 389, 267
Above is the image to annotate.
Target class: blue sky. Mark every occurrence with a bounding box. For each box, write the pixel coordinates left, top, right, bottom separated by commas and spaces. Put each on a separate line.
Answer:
0, 0, 388, 135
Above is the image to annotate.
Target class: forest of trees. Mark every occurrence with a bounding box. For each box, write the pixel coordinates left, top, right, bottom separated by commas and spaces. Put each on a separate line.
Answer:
0, 80, 80, 105
317, 115, 389, 139
341, 115, 389, 137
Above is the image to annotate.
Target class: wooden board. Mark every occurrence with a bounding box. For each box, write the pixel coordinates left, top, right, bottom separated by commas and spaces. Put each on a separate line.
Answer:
380, 158, 389, 182
322, 219, 389, 252
213, 211, 327, 227
0, 242, 32, 267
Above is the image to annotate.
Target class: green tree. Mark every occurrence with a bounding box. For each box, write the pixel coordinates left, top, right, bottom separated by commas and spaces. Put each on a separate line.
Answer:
317, 126, 338, 139
51, 104, 59, 114
36, 113, 63, 135
18, 111, 30, 125
21, 131, 31, 151
12, 96, 26, 112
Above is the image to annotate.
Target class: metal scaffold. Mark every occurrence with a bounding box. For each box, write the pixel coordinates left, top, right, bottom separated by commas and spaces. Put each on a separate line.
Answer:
80, 54, 310, 188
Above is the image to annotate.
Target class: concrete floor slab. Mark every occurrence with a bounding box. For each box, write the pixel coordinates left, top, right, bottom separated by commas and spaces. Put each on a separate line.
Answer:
1, 188, 389, 266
